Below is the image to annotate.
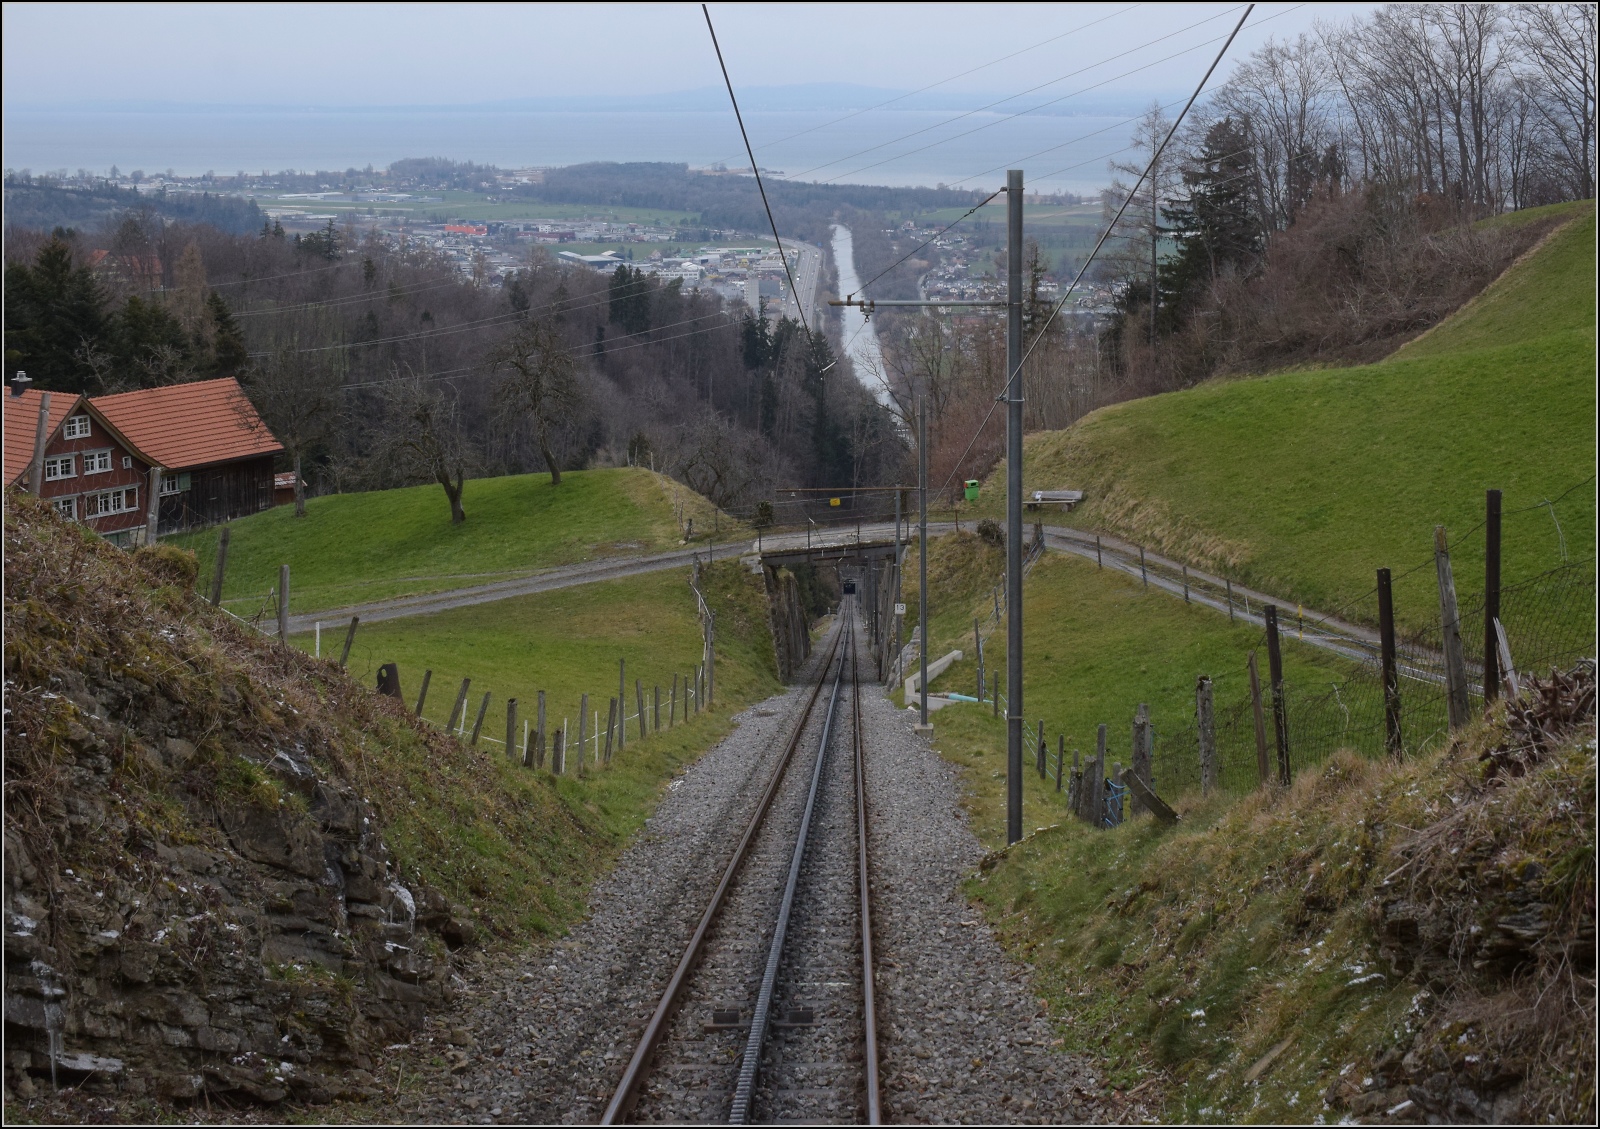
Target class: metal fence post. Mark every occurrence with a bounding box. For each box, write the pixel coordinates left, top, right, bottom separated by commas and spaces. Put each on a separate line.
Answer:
1265, 606, 1290, 785
1378, 568, 1402, 758
1434, 526, 1470, 729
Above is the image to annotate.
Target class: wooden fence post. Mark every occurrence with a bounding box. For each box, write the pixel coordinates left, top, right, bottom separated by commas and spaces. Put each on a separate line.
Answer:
1434, 526, 1471, 729
1483, 490, 1502, 704
339, 615, 359, 669
26, 391, 50, 495
277, 564, 290, 643
551, 726, 565, 775
1196, 676, 1216, 795
1090, 724, 1108, 828
1265, 606, 1290, 785
577, 693, 589, 773
634, 680, 644, 737
534, 691, 547, 768
377, 663, 402, 699
1070, 750, 1082, 816
415, 669, 432, 718
1377, 568, 1402, 758
1095, 534, 1103, 568
447, 678, 471, 734
974, 618, 984, 699
605, 698, 617, 761
1036, 719, 1046, 777
210, 526, 230, 606
146, 464, 163, 548
618, 659, 627, 748
469, 692, 491, 746
505, 698, 518, 763
1130, 703, 1152, 816
1248, 652, 1270, 786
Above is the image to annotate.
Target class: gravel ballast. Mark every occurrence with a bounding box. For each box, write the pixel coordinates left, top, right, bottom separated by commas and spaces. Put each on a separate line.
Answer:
370, 608, 1113, 1125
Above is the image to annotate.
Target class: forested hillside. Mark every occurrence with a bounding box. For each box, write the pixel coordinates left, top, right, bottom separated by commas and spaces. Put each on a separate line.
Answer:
3, 212, 901, 513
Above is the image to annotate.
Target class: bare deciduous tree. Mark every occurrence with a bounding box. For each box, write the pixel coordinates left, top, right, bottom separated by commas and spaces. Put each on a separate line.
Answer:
372, 368, 475, 524
488, 315, 583, 485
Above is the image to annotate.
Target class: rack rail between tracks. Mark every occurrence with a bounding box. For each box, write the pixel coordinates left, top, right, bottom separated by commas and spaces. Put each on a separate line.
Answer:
600, 601, 881, 1125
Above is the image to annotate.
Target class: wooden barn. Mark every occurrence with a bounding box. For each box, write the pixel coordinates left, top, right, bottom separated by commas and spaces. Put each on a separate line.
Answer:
90, 378, 284, 534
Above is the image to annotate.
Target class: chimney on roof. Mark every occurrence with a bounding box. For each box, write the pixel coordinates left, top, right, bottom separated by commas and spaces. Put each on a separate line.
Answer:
10, 371, 31, 398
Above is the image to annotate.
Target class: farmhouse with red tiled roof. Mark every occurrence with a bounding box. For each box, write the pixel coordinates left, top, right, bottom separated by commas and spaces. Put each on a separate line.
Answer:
5, 375, 283, 541
4, 384, 156, 543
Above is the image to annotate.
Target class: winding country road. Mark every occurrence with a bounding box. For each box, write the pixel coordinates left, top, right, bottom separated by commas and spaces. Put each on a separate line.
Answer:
284, 516, 1399, 676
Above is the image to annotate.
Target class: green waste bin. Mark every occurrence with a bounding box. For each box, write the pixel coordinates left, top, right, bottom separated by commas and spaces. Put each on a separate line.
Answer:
963, 479, 980, 502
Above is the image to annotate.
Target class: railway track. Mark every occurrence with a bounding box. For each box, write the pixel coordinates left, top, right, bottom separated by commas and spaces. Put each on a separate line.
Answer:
601, 600, 880, 1125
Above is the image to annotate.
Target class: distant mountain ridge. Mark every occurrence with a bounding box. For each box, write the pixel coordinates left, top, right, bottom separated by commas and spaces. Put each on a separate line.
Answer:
8, 83, 1163, 118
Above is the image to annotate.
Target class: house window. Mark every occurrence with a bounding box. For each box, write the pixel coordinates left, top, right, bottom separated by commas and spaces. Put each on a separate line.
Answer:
43, 454, 75, 481
83, 449, 113, 474
122, 456, 132, 469
159, 472, 190, 496
62, 415, 91, 440
53, 496, 76, 520
84, 487, 137, 517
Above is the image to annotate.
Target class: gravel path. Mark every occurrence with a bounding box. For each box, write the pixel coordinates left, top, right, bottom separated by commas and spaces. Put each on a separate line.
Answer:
367, 605, 1114, 1125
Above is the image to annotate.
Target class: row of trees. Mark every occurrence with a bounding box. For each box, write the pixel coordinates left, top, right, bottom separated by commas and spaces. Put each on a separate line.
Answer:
4, 209, 906, 523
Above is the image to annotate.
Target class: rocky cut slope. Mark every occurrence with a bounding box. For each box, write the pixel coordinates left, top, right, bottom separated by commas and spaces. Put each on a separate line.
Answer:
2, 495, 497, 1110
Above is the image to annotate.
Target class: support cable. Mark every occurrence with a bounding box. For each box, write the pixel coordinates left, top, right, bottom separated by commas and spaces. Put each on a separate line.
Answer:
703, 3, 810, 335
931, 3, 1256, 502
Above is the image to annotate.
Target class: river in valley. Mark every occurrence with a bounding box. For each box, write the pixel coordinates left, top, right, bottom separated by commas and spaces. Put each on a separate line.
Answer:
828, 224, 892, 409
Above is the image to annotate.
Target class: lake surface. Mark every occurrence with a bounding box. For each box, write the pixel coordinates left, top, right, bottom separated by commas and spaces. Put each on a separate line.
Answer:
3, 107, 1135, 196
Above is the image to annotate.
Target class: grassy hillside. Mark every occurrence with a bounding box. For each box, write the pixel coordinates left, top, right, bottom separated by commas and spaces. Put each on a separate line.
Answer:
902, 533, 1365, 832
292, 561, 781, 769
963, 692, 1594, 1124
174, 467, 735, 616
983, 204, 1595, 637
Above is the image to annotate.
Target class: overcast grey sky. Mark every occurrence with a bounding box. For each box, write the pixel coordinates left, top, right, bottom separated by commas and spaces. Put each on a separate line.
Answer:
4, 2, 1377, 108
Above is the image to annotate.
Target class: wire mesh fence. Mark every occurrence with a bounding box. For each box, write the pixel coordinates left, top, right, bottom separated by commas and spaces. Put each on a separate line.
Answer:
1143, 557, 1597, 799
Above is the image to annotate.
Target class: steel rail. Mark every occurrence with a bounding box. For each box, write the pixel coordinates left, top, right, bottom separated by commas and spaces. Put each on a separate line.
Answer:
728, 606, 850, 1122
599, 620, 847, 1126
853, 608, 883, 1123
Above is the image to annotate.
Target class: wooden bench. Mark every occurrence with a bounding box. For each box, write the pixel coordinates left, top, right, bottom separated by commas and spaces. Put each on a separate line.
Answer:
1025, 489, 1085, 512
